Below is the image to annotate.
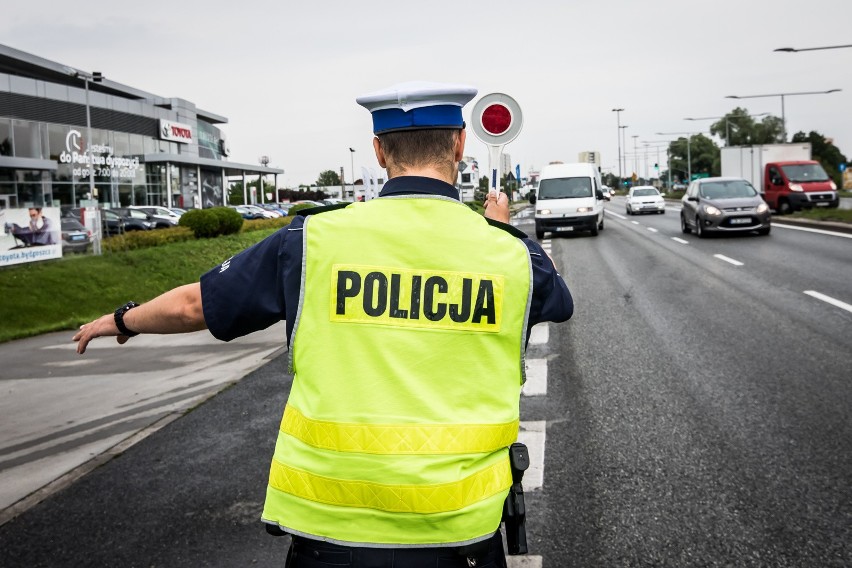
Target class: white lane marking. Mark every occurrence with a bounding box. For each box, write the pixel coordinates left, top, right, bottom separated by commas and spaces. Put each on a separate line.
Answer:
529, 324, 549, 345
647, 227, 658, 233
804, 290, 852, 314
507, 555, 543, 567
631, 221, 640, 225
672, 237, 689, 244
517, 421, 546, 490
522, 359, 547, 396
714, 254, 744, 266
606, 210, 627, 220
774, 223, 852, 239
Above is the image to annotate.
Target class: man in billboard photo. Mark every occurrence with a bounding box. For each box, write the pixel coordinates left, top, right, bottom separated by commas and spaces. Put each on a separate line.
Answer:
4, 207, 58, 247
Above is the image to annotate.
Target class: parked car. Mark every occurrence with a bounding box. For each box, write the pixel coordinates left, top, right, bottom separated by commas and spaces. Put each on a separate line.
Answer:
170, 207, 188, 216
108, 208, 156, 231
256, 203, 285, 217
60, 218, 91, 253
228, 205, 265, 220
680, 177, 771, 237
244, 204, 278, 219
64, 207, 126, 237
128, 205, 180, 227
292, 200, 325, 208
625, 186, 665, 215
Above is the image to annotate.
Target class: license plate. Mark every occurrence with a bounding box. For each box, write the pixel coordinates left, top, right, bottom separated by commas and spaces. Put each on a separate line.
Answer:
730, 218, 751, 225
556, 226, 574, 232
71, 235, 85, 241
816, 202, 830, 207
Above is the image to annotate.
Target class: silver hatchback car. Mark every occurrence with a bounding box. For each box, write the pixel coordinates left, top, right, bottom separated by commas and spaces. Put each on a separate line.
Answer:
681, 177, 771, 237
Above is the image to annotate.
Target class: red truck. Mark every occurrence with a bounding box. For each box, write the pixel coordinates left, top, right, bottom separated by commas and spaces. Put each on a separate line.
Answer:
720, 143, 838, 214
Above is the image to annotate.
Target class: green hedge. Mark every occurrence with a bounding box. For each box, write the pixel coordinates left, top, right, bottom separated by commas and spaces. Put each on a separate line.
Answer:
103, 226, 195, 252
241, 216, 293, 233
179, 207, 244, 238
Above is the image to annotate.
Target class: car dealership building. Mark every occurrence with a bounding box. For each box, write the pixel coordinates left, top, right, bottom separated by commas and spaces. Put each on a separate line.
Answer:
0, 43, 282, 211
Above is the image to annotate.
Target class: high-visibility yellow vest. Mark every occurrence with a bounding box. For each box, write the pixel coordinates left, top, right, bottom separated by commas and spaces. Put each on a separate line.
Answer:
261, 195, 533, 547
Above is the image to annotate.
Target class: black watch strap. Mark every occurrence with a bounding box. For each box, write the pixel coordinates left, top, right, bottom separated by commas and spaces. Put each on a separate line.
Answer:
114, 301, 140, 337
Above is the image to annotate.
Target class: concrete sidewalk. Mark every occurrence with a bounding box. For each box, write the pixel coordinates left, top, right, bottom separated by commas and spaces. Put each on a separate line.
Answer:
0, 322, 287, 525
0, 342, 295, 567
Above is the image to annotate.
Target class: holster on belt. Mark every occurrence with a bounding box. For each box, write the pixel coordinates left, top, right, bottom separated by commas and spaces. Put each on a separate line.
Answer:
501, 442, 530, 555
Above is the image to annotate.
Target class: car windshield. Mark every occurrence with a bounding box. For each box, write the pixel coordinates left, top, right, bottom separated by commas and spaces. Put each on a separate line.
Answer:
781, 164, 830, 183
633, 188, 659, 197
538, 177, 592, 199
127, 209, 149, 219
61, 219, 84, 230
699, 180, 758, 199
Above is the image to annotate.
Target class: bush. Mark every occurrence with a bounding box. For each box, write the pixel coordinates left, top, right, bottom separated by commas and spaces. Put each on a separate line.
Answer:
212, 207, 244, 235
102, 226, 194, 252
287, 203, 321, 216
465, 201, 485, 215
179, 207, 243, 238
241, 216, 292, 233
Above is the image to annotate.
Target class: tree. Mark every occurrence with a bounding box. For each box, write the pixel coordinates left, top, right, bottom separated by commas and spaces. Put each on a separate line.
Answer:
710, 107, 785, 146
667, 134, 720, 181
791, 130, 848, 186
317, 170, 341, 187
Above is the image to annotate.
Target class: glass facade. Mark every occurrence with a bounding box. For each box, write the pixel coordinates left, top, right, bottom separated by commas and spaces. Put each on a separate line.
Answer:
0, 114, 232, 211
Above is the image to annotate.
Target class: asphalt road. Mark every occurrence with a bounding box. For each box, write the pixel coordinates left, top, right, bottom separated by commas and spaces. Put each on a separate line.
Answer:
517, 199, 851, 566
0, 201, 850, 567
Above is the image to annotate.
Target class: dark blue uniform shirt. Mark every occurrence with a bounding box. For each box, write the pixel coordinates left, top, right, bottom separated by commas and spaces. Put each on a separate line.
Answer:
201, 176, 573, 344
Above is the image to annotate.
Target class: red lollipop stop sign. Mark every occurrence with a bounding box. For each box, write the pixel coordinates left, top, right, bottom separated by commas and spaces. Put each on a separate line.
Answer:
470, 94, 523, 198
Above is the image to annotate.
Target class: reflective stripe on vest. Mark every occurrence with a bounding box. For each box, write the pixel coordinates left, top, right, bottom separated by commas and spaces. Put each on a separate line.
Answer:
269, 456, 512, 513
281, 405, 520, 455
264, 196, 532, 546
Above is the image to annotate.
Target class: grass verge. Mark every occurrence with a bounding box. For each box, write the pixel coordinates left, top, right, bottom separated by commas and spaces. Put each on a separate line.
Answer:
789, 207, 852, 223
0, 228, 280, 343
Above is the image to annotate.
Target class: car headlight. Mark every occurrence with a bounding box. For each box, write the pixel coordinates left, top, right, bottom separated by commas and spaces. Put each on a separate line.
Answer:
704, 205, 722, 216
537, 208, 551, 215
830, 181, 837, 190
577, 207, 593, 213
789, 183, 804, 192
756, 203, 769, 214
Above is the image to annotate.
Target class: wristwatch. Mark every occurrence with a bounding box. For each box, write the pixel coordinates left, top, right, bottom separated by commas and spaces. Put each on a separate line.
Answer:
114, 301, 140, 337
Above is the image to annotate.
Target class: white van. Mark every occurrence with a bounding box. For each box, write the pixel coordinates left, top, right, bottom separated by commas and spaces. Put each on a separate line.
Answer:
530, 162, 607, 239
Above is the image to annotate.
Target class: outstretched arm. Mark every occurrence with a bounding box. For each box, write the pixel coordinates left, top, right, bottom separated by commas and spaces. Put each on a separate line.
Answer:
73, 283, 206, 354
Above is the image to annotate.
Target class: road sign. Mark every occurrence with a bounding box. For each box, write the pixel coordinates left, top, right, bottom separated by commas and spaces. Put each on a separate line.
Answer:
459, 160, 468, 173
691, 172, 710, 180
839, 163, 846, 172
470, 93, 523, 197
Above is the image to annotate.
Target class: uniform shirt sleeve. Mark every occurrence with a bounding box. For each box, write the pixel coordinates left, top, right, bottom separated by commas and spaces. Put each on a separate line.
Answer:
523, 237, 573, 328
200, 222, 297, 341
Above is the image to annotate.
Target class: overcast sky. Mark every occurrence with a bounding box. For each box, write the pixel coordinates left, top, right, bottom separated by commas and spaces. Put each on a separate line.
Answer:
2, 0, 850, 186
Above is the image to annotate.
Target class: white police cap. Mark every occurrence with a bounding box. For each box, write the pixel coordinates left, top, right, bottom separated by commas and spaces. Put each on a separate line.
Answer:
356, 81, 478, 134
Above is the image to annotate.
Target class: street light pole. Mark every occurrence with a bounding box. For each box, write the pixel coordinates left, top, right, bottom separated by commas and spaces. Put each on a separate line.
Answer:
725, 90, 841, 142
349, 148, 355, 200
684, 113, 769, 146
612, 108, 624, 189
775, 44, 852, 52
68, 69, 103, 254
631, 135, 639, 181
259, 156, 270, 204
656, 131, 696, 183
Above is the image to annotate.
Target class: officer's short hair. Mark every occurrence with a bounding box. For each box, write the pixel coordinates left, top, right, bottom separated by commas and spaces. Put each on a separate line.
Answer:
378, 129, 459, 171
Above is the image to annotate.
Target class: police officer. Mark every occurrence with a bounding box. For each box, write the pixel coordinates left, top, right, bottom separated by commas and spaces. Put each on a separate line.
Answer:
73, 81, 573, 567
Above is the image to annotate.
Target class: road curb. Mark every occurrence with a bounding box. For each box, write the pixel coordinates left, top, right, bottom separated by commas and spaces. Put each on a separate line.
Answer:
769, 216, 852, 234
